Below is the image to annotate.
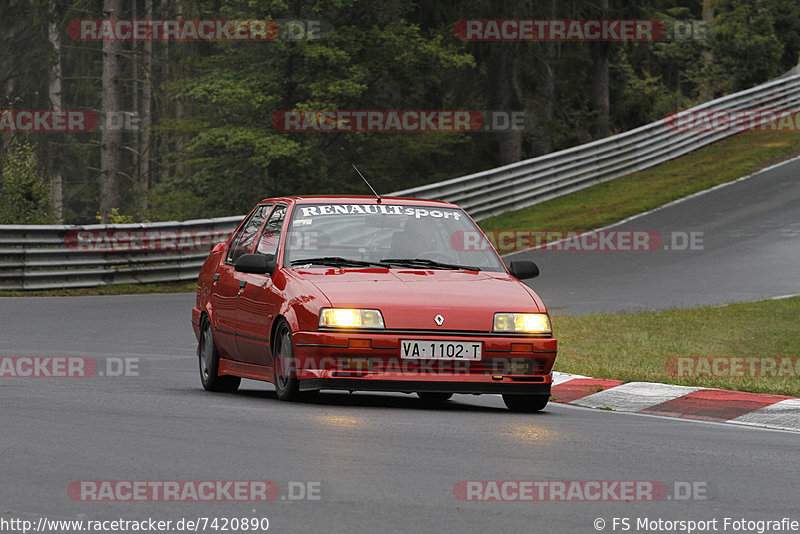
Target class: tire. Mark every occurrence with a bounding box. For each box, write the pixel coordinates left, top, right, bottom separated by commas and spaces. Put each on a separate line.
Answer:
273, 320, 300, 402
199, 316, 241, 393
416, 392, 453, 402
502, 394, 549, 413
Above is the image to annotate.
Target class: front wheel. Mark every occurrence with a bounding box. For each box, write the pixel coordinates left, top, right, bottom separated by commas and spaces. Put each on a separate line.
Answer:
502, 394, 549, 413
199, 317, 241, 393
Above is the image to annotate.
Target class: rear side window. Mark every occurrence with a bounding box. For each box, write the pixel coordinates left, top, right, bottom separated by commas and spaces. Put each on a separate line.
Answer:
226, 204, 271, 265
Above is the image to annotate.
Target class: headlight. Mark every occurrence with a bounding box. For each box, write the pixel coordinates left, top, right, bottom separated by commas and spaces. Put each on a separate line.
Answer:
319, 308, 385, 329
493, 313, 551, 334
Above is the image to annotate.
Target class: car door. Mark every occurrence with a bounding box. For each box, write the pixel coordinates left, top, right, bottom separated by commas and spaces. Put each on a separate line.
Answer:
234, 204, 288, 366
212, 203, 271, 359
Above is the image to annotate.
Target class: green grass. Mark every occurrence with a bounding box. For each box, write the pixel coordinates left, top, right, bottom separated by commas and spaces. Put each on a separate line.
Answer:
0, 280, 197, 297
553, 297, 800, 397
480, 130, 800, 232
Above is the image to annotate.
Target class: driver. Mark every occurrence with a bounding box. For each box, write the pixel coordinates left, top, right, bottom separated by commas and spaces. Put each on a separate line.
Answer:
390, 216, 438, 258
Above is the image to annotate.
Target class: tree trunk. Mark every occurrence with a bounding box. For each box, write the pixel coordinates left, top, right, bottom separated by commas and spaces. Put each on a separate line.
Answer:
139, 0, 154, 211
160, 0, 171, 182
2, 25, 15, 155
2, 23, 15, 97
533, 0, 557, 155
591, 0, 610, 138
99, 0, 123, 217
699, 0, 716, 100
47, 1, 63, 222
174, 1, 186, 179
491, 47, 523, 166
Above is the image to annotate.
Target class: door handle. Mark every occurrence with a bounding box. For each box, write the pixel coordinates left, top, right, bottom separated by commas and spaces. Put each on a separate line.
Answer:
213, 273, 220, 282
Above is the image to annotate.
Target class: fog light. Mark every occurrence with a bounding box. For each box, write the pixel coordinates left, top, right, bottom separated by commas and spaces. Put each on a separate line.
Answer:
507, 361, 533, 374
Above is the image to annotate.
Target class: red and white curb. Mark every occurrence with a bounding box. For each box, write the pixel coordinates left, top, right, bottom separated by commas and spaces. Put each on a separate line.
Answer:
551, 372, 800, 432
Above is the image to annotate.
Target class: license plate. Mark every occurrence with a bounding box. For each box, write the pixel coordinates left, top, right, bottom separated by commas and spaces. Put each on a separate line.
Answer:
400, 340, 482, 360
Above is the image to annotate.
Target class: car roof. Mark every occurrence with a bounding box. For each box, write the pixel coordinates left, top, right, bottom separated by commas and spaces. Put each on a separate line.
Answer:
257, 195, 459, 208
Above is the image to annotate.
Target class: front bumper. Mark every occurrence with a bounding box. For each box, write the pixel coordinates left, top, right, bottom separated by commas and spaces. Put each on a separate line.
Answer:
291, 329, 557, 395
299, 377, 551, 395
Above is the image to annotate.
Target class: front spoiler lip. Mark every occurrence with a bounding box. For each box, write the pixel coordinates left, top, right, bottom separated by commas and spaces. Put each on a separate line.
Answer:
298, 378, 551, 395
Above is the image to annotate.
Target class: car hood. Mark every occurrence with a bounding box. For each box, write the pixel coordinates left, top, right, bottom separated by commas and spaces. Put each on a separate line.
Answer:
293, 268, 546, 331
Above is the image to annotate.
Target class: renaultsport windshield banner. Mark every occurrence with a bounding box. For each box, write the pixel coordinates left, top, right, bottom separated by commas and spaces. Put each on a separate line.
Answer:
296, 204, 463, 220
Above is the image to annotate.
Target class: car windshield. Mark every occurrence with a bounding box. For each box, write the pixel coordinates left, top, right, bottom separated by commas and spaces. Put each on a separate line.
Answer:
284, 202, 506, 272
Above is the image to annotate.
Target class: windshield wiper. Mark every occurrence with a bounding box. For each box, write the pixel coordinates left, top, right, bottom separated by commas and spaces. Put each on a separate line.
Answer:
379, 258, 481, 271
290, 256, 386, 268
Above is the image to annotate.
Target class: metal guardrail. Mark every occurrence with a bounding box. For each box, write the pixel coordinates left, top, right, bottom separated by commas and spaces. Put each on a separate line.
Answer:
389, 67, 800, 221
0, 216, 242, 290
4, 68, 800, 290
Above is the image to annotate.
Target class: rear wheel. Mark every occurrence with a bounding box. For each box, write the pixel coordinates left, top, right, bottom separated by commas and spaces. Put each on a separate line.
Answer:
199, 317, 241, 392
273, 320, 300, 401
417, 392, 453, 402
502, 394, 549, 413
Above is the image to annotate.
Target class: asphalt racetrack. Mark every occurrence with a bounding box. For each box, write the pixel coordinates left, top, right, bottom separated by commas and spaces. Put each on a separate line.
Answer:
2, 159, 799, 533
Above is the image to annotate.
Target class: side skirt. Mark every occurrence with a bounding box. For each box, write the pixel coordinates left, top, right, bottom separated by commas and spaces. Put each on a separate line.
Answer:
218, 358, 274, 383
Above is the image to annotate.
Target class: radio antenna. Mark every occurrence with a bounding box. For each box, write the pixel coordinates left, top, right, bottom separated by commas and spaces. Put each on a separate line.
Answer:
352, 164, 381, 204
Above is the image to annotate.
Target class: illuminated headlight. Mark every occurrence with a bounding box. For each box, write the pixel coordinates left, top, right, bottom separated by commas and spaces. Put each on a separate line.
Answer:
493, 313, 551, 334
319, 308, 385, 329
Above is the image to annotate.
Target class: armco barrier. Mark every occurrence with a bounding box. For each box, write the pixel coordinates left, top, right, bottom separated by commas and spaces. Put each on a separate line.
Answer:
0, 216, 241, 290
389, 66, 800, 220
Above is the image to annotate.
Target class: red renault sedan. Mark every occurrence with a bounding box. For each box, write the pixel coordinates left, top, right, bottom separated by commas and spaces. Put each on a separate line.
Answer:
191, 196, 557, 412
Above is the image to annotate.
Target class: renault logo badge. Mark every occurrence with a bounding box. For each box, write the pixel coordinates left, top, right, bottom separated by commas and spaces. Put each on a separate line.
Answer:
434, 314, 444, 326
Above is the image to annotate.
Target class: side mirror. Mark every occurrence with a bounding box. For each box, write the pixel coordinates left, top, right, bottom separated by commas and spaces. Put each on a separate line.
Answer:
508, 260, 539, 280
235, 253, 276, 275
